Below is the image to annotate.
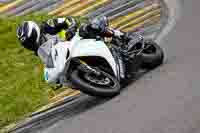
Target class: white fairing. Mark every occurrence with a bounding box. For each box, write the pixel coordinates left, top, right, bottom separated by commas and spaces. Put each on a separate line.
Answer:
69, 34, 118, 77
44, 33, 118, 84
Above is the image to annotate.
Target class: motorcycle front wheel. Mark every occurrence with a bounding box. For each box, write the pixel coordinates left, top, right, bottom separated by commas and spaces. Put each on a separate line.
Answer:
141, 39, 164, 69
70, 67, 121, 98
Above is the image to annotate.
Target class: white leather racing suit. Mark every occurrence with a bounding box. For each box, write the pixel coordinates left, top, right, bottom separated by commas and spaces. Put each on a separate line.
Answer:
37, 36, 70, 84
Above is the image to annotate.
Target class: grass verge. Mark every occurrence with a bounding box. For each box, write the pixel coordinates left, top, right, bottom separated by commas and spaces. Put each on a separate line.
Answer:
0, 13, 87, 129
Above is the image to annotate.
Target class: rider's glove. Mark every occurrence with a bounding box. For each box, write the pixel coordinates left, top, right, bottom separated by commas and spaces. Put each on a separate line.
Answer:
113, 29, 124, 39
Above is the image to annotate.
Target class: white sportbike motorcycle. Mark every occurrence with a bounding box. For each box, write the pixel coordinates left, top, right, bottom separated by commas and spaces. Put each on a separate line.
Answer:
45, 32, 164, 97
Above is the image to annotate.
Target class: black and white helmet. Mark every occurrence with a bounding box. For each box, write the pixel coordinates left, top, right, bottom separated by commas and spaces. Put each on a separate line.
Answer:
17, 21, 41, 51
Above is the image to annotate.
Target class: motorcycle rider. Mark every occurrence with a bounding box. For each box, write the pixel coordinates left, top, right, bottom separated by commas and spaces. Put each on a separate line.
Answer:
79, 16, 125, 41
17, 16, 78, 53
16, 16, 140, 84
16, 16, 78, 84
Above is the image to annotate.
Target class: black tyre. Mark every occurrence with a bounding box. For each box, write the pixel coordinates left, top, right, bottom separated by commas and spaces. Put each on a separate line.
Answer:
141, 39, 164, 69
70, 68, 121, 97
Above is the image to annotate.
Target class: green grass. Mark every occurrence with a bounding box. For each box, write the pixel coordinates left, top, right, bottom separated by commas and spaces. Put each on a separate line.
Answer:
0, 14, 87, 129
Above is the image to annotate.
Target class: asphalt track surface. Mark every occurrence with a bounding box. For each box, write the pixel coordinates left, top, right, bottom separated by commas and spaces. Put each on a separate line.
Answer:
21, 0, 200, 132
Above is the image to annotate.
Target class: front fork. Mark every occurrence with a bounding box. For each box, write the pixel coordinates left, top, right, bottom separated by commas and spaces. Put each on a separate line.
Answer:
110, 47, 125, 81
75, 59, 101, 76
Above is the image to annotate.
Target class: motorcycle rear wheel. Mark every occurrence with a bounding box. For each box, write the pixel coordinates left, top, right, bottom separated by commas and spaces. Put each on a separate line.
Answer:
141, 39, 164, 69
70, 68, 121, 98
